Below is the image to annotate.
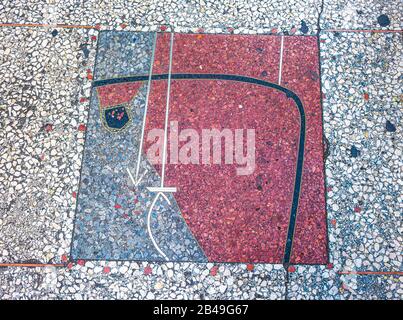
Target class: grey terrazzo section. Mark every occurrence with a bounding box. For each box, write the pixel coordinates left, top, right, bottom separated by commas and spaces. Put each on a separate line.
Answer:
320, 31, 402, 273
0, 27, 97, 263
94, 31, 154, 80
0, 263, 286, 299
72, 84, 206, 261
321, 0, 403, 30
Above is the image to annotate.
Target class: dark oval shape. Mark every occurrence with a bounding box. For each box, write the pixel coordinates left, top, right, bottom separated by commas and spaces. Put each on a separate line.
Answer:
102, 104, 131, 132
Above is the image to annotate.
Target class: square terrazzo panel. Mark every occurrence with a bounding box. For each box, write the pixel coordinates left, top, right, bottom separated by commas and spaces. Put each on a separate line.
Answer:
0, 0, 401, 302
71, 31, 328, 265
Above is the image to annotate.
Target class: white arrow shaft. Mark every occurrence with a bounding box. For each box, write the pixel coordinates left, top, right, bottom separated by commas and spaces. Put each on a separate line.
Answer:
161, 32, 174, 188
135, 32, 158, 181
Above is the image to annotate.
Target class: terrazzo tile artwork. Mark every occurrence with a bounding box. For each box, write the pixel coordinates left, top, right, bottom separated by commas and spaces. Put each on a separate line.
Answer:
1, 0, 401, 302
71, 32, 327, 264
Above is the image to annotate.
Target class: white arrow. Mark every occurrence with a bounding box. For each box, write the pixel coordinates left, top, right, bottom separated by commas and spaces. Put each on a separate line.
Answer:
144, 32, 176, 261
142, 32, 177, 195
160, 32, 174, 188
127, 167, 148, 187
131, 32, 158, 187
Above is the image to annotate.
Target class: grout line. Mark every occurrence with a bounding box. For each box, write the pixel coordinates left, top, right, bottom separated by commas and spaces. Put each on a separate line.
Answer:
0, 23, 402, 34
278, 36, 284, 85
0, 263, 65, 268
338, 271, 403, 276
316, 0, 331, 266
160, 32, 174, 188
323, 29, 403, 33
284, 269, 289, 300
316, 0, 324, 36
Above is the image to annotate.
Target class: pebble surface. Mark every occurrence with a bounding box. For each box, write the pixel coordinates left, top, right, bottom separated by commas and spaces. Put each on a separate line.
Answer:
0, 1, 402, 300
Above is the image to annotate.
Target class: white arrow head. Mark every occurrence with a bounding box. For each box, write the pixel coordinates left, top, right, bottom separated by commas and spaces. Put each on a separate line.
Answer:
127, 167, 148, 187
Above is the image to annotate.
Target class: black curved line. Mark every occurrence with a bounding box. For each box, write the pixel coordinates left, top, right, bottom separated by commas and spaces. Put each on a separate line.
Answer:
93, 73, 305, 265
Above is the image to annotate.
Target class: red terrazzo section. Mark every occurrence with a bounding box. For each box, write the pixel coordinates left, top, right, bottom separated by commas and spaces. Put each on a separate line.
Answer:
144, 33, 327, 263
97, 82, 143, 108
146, 80, 300, 262
172, 34, 280, 83
144, 79, 167, 177
153, 33, 171, 74
281, 36, 327, 264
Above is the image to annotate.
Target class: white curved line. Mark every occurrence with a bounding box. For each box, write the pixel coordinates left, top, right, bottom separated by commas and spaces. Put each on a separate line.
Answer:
160, 192, 171, 205
147, 192, 169, 260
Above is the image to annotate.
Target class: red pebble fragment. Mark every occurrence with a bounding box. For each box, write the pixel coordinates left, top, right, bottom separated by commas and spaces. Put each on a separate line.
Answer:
114, 204, 122, 209
103, 266, 111, 274
91, 35, 97, 41
354, 207, 361, 213
44, 123, 53, 132
61, 254, 68, 262
246, 264, 254, 271
290, 27, 297, 34
271, 28, 278, 34
79, 97, 88, 103
160, 25, 168, 32
77, 259, 85, 266
120, 23, 127, 29
330, 219, 337, 226
326, 263, 334, 270
288, 265, 296, 273
87, 73, 93, 80
78, 124, 87, 132
363, 93, 369, 101
67, 262, 74, 269
210, 265, 219, 276
95, 24, 101, 30
72, 191, 77, 198
144, 265, 153, 275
